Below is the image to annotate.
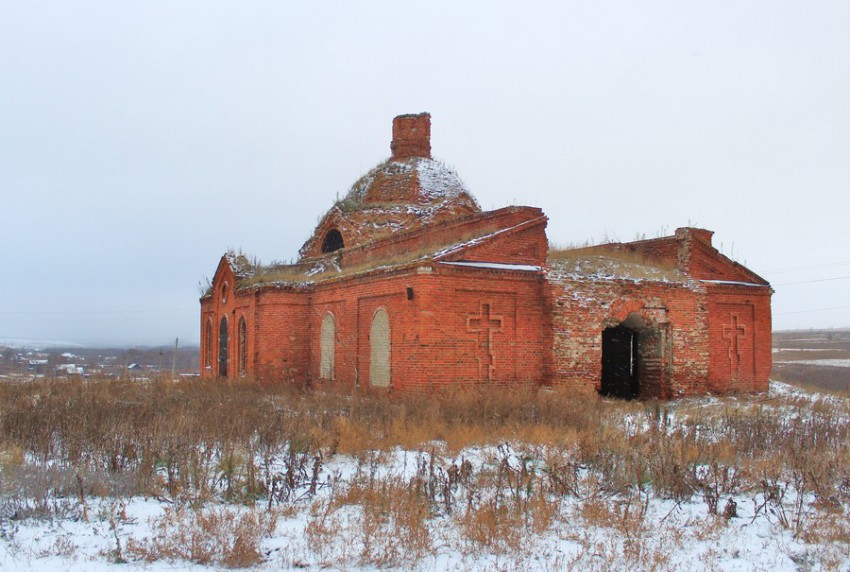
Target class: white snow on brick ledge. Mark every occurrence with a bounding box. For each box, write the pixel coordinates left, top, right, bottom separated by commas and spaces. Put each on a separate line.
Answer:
700, 279, 766, 287
439, 261, 542, 271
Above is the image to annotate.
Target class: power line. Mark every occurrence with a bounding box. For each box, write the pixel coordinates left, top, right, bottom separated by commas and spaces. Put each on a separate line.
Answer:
775, 305, 850, 316
764, 260, 850, 274
774, 275, 850, 286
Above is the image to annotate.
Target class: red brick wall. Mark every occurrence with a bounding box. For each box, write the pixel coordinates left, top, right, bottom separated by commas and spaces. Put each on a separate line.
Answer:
705, 285, 772, 393
547, 277, 710, 398
303, 264, 546, 389
441, 219, 549, 266
308, 271, 408, 386
251, 289, 310, 381
580, 228, 768, 287
405, 267, 547, 387
200, 264, 259, 379
302, 206, 545, 266
202, 221, 771, 398
202, 208, 548, 388
204, 264, 547, 389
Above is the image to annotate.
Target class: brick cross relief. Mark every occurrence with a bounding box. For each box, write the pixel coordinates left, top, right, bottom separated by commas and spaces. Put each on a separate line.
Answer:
722, 314, 746, 377
467, 302, 503, 382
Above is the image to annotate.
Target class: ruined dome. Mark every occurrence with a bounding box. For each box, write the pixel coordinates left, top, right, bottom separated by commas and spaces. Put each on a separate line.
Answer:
299, 113, 481, 260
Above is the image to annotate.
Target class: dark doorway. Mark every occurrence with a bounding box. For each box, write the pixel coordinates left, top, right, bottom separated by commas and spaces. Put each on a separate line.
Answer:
601, 325, 639, 399
219, 317, 229, 377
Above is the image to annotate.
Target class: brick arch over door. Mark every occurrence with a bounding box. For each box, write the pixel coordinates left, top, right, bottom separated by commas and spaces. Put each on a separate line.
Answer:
600, 304, 671, 399
369, 308, 391, 387
320, 312, 336, 380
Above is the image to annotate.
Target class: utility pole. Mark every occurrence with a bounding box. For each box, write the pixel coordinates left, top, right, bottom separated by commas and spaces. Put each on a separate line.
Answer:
171, 337, 178, 379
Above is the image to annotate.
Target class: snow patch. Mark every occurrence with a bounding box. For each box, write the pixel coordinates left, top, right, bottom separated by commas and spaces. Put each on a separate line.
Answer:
700, 279, 766, 287
774, 358, 850, 368
439, 261, 542, 272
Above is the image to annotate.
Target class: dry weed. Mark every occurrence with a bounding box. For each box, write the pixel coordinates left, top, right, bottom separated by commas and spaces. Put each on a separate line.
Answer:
2, 375, 850, 567
125, 505, 277, 567
458, 501, 524, 553
323, 476, 432, 566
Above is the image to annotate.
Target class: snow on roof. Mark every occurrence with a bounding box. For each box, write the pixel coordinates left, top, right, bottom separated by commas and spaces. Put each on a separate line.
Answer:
249, 216, 536, 290
700, 279, 766, 287
223, 251, 257, 279
298, 157, 483, 259
432, 217, 545, 260
344, 157, 477, 207
240, 209, 553, 291
414, 158, 478, 205
440, 261, 542, 272
547, 254, 687, 285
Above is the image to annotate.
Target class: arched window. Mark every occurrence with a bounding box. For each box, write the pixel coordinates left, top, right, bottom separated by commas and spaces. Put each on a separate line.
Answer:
219, 316, 229, 378
204, 318, 213, 370
221, 281, 228, 304
238, 317, 247, 376
369, 308, 390, 387
321, 229, 344, 253
320, 313, 335, 380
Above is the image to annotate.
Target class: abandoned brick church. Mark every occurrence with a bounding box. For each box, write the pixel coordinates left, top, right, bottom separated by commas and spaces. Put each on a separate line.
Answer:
200, 113, 772, 398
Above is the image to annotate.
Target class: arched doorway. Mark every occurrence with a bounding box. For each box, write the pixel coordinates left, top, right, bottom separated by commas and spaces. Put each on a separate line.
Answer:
219, 316, 229, 377
601, 325, 639, 399
600, 312, 668, 399
370, 308, 390, 387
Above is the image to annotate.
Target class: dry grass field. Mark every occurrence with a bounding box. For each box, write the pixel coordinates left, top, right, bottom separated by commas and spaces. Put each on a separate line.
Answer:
0, 371, 848, 570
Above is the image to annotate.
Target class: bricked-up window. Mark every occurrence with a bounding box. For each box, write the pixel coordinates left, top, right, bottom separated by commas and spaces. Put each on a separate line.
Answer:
204, 318, 212, 369
219, 317, 229, 378
321, 229, 344, 253
369, 308, 391, 387
238, 317, 247, 376
320, 313, 335, 380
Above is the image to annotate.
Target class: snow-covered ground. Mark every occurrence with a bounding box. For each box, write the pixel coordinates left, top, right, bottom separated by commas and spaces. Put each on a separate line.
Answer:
773, 358, 850, 368
0, 381, 848, 571
772, 348, 838, 353
1, 489, 843, 571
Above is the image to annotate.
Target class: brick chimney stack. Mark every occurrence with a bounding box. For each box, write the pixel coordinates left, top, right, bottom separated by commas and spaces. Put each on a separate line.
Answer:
391, 113, 431, 159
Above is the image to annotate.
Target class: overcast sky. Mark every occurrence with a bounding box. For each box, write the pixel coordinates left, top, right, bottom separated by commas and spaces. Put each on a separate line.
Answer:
2, 1, 849, 347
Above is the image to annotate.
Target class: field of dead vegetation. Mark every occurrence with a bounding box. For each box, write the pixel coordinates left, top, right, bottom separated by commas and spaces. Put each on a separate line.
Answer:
0, 376, 848, 571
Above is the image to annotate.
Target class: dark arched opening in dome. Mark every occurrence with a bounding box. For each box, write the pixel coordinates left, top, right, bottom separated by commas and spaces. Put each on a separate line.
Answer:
321, 229, 344, 253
